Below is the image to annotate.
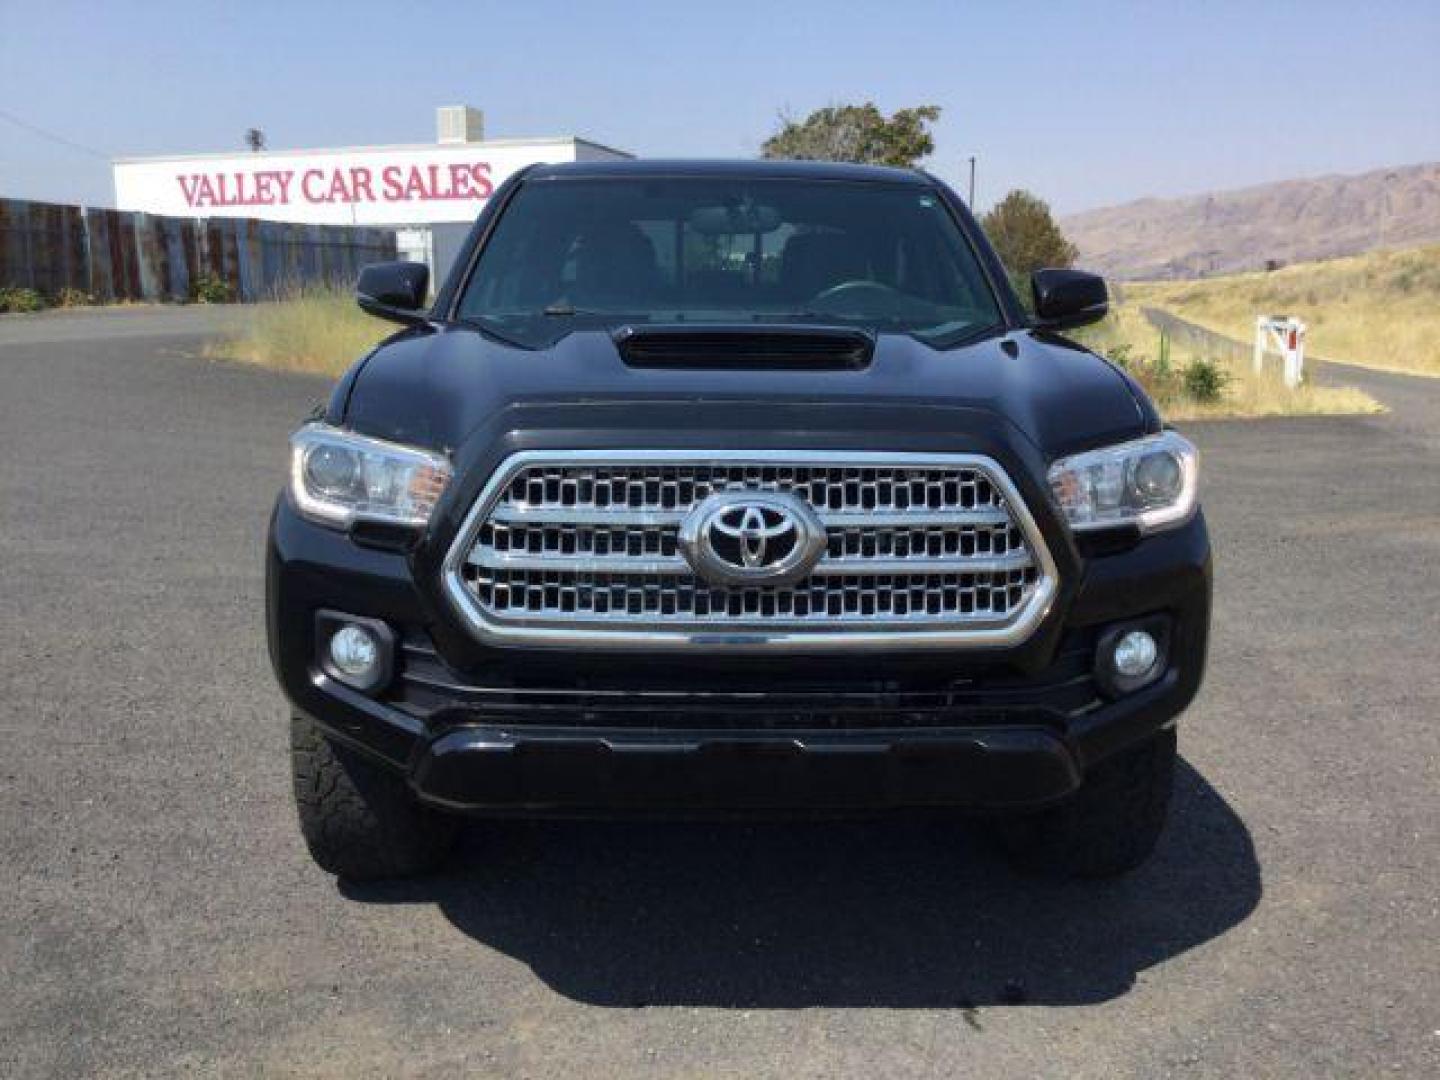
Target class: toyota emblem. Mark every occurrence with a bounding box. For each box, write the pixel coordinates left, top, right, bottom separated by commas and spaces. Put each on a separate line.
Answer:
678, 491, 826, 587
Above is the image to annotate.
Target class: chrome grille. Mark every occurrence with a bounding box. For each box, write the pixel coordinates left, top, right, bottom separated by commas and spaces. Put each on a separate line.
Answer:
442, 452, 1058, 650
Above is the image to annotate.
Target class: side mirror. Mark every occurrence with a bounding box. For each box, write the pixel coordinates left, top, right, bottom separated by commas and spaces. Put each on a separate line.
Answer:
356, 261, 430, 326
1031, 268, 1108, 331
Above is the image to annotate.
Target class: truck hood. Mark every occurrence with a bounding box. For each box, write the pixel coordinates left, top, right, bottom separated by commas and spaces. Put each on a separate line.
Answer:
338, 324, 1154, 462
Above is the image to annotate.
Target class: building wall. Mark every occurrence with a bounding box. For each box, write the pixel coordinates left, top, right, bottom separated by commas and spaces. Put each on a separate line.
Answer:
113, 138, 628, 229
395, 227, 434, 269
430, 222, 474, 289
573, 139, 636, 163
107, 128, 630, 290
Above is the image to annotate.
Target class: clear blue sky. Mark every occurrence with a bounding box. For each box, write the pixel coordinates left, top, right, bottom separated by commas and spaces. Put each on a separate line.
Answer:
2, 0, 1437, 215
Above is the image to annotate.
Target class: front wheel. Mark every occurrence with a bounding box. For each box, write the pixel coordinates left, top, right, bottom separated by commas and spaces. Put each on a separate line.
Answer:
290, 714, 458, 881
997, 727, 1177, 878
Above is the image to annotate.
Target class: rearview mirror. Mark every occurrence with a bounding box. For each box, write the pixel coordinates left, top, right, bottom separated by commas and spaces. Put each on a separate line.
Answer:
1031, 268, 1108, 331
356, 261, 430, 326
688, 204, 783, 236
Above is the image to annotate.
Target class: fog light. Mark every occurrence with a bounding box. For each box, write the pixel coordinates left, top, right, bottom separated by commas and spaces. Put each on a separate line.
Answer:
1112, 629, 1159, 678
329, 624, 379, 678
315, 611, 395, 694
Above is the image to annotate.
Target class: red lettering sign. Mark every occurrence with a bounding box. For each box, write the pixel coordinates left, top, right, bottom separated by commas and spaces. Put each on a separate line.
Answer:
301, 169, 326, 203
174, 159, 494, 209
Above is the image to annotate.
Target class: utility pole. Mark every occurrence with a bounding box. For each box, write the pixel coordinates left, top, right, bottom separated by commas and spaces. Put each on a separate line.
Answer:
967, 156, 976, 208
1377, 171, 1397, 249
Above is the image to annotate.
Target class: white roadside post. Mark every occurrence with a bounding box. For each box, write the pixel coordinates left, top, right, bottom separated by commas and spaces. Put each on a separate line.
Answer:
1285, 319, 1306, 388
1255, 316, 1308, 389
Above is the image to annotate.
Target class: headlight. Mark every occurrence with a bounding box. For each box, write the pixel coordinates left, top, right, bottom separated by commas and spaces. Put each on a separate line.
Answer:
289, 423, 452, 528
1047, 431, 1198, 533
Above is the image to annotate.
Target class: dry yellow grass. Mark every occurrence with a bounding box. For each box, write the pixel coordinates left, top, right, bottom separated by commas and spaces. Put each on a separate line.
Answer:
1075, 303, 1381, 422
206, 285, 387, 376
1126, 245, 1440, 378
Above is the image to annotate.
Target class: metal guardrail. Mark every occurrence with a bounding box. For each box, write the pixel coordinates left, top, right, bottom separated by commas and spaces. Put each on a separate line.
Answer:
1140, 306, 1309, 385
1139, 307, 1251, 365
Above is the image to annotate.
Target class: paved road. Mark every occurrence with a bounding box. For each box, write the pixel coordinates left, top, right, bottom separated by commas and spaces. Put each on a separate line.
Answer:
1, 311, 1436, 1078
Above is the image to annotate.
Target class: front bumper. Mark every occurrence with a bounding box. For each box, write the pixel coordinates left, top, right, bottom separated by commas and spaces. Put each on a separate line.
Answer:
268, 498, 1211, 814
415, 725, 1082, 812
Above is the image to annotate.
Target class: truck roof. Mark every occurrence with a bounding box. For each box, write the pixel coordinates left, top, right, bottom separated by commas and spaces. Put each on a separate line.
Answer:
524, 158, 932, 185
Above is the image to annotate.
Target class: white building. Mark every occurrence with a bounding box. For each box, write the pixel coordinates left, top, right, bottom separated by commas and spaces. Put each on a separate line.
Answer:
112, 105, 631, 280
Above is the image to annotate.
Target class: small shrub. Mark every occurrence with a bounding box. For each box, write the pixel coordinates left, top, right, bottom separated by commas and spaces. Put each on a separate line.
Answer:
190, 273, 234, 304
1183, 358, 1230, 403
53, 287, 93, 308
1131, 362, 1182, 405
1105, 342, 1135, 369
0, 286, 47, 313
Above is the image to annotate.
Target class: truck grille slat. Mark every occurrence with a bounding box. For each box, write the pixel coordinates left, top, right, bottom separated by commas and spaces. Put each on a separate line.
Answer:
487, 505, 1014, 528
466, 550, 1035, 577
442, 452, 1058, 650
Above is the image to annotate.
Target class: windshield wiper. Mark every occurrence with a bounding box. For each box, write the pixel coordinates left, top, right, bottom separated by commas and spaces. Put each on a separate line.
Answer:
921, 320, 1006, 349
761, 311, 908, 327
541, 303, 635, 318
451, 316, 531, 349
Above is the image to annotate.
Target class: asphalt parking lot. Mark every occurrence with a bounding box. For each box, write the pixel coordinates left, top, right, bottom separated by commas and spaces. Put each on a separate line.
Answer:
1, 308, 1436, 1078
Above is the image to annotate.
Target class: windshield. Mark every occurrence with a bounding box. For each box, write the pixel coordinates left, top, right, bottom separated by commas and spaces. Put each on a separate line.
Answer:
455, 176, 1003, 348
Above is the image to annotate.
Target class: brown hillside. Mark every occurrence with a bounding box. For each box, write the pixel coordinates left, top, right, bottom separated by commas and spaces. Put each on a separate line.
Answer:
1061, 162, 1440, 280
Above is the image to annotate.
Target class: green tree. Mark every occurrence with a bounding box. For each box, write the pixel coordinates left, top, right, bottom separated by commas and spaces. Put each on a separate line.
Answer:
761, 103, 942, 168
980, 190, 1079, 291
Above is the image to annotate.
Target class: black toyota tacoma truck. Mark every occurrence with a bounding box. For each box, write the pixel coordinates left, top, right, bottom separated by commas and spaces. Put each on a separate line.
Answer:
267, 160, 1209, 881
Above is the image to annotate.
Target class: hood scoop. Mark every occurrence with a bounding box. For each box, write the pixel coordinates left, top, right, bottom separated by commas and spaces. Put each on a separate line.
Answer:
613, 324, 874, 370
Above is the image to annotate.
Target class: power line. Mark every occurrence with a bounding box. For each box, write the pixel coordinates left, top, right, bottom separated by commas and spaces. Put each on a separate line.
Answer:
0, 108, 111, 161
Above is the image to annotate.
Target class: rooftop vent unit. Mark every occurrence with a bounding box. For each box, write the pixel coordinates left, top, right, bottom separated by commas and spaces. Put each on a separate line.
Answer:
437, 105, 485, 145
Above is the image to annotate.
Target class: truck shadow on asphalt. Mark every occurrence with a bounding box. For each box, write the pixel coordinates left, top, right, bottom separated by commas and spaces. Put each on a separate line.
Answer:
342, 759, 1259, 1008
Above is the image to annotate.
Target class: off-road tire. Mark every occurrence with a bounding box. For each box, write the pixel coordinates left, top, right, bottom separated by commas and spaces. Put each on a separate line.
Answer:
998, 727, 1177, 878
291, 714, 458, 881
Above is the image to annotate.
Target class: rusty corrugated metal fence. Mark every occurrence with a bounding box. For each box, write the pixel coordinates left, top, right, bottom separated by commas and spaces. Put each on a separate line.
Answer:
0, 199, 396, 302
